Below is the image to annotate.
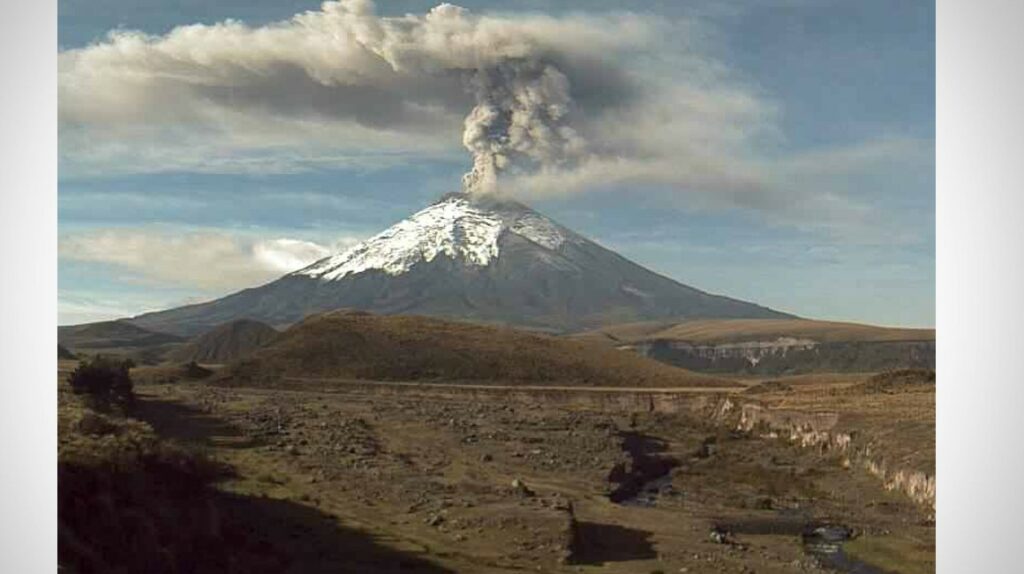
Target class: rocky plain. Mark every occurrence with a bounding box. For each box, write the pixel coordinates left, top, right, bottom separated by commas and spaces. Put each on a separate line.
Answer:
63, 365, 933, 574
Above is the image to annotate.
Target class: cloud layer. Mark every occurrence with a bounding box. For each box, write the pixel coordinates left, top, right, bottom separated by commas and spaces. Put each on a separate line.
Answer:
59, 229, 359, 290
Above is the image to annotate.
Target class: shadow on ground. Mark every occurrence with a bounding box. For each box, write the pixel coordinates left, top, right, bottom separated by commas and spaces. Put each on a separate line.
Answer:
217, 491, 454, 574
133, 391, 260, 449
59, 391, 453, 574
568, 521, 656, 565
61, 460, 453, 574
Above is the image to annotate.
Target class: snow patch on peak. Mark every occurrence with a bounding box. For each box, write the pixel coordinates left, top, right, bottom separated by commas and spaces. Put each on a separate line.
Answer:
294, 194, 579, 281
296, 196, 504, 281
510, 212, 567, 250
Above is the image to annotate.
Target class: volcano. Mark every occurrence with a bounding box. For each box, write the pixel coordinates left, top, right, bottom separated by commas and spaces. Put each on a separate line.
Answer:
129, 193, 792, 336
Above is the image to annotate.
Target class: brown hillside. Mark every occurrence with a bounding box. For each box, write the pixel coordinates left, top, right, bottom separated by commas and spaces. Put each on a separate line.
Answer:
850, 368, 936, 394
169, 319, 280, 364
58, 320, 183, 350
221, 311, 732, 388
571, 318, 935, 346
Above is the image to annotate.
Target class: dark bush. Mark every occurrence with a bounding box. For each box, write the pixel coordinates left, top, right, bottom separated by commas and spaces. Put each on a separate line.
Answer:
66, 356, 135, 405
184, 360, 213, 380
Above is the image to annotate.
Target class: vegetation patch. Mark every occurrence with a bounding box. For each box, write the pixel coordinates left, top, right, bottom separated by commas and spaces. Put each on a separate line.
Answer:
66, 356, 135, 407
843, 534, 935, 574
853, 369, 936, 394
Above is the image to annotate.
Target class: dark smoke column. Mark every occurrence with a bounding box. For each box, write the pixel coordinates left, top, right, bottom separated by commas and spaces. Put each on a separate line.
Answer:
461, 61, 586, 195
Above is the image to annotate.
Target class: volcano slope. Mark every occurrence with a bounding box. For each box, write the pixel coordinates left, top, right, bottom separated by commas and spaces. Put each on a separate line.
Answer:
127, 193, 790, 338
219, 310, 730, 389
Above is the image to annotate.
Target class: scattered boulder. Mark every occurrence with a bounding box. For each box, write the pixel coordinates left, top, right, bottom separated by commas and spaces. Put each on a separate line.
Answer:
698, 436, 717, 458
425, 514, 445, 527
511, 478, 535, 498
709, 526, 737, 545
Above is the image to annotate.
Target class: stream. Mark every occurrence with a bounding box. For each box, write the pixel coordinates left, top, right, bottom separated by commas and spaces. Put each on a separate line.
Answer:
716, 516, 892, 574
607, 431, 892, 573
607, 431, 679, 506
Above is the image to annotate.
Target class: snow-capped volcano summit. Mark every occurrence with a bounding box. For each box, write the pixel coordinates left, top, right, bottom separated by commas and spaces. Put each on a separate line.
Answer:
295, 193, 578, 281
129, 193, 792, 336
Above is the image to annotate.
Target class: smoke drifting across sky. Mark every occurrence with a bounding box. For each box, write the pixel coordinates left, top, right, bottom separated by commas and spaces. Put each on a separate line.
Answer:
60, 1, 641, 190
59, 2, 764, 197
58, 0, 928, 230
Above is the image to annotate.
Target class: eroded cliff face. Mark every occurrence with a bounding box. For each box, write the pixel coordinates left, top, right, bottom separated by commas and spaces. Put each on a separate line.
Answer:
627, 338, 935, 374
734, 401, 935, 514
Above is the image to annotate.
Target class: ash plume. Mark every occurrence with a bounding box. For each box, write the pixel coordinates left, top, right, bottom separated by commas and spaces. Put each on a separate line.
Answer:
321, 0, 592, 195
59, 0, 633, 192
61, 0, 870, 225
461, 61, 586, 194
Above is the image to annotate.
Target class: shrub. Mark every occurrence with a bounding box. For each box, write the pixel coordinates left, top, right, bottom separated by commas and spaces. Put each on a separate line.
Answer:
66, 355, 135, 405
184, 360, 213, 380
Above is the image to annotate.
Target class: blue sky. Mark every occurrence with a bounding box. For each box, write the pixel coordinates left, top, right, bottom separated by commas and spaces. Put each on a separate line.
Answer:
57, 0, 935, 327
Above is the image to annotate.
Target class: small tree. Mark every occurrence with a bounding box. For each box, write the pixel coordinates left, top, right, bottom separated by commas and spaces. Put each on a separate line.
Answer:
66, 355, 135, 406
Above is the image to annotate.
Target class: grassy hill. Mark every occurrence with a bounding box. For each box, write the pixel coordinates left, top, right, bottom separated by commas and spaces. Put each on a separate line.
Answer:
169, 319, 279, 364
220, 310, 732, 388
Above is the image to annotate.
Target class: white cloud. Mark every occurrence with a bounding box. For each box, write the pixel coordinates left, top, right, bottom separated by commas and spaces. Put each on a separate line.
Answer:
58, 293, 145, 325
253, 238, 332, 272
59, 228, 360, 290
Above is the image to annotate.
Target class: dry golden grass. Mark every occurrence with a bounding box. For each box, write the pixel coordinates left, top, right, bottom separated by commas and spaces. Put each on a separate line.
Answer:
168, 319, 280, 364
221, 310, 733, 388
572, 318, 935, 345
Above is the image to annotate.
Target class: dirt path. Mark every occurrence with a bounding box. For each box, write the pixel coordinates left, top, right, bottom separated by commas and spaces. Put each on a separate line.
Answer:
283, 376, 745, 394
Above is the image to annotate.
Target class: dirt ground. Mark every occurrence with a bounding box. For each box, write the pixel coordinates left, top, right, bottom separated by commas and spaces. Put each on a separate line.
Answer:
124, 375, 934, 574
